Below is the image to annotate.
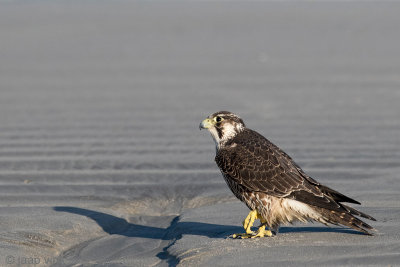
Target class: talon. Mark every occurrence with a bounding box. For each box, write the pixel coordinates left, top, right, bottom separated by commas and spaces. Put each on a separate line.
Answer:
234, 210, 271, 239
250, 225, 273, 238
233, 213, 273, 239
232, 233, 254, 239
232, 227, 272, 239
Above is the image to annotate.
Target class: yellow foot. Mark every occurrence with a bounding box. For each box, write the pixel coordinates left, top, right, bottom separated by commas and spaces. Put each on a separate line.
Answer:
232, 228, 273, 239
233, 213, 274, 239
250, 225, 273, 238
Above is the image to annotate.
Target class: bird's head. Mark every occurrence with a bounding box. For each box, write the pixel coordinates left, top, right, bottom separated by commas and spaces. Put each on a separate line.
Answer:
199, 111, 245, 149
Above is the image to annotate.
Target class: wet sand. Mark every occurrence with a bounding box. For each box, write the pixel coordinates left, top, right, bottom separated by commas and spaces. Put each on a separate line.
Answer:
0, 1, 399, 266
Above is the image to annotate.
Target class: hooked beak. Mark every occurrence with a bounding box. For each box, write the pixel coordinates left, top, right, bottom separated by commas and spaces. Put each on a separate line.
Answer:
199, 118, 214, 130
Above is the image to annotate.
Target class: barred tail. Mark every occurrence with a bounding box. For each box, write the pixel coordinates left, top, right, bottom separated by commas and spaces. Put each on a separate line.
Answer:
315, 206, 376, 235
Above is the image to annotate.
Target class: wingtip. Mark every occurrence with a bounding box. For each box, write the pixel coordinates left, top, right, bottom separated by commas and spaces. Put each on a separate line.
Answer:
365, 227, 378, 236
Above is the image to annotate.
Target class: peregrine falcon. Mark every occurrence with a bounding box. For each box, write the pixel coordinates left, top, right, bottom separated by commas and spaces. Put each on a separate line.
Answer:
200, 111, 376, 238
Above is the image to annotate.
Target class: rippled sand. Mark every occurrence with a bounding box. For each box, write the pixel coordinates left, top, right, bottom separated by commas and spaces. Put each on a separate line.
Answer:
1, 1, 399, 266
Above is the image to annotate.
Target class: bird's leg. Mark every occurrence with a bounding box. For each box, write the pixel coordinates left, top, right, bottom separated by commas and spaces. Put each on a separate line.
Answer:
232, 210, 258, 239
243, 209, 258, 233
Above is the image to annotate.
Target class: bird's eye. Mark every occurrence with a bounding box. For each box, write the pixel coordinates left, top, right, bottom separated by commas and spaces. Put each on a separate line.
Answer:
214, 116, 223, 122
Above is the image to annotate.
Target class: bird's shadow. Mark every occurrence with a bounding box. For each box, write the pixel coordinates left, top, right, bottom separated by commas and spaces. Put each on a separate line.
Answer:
53, 206, 241, 240
53, 206, 365, 240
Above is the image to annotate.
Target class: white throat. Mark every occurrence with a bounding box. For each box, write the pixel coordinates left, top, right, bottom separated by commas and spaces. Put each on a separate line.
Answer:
208, 123, 244, 151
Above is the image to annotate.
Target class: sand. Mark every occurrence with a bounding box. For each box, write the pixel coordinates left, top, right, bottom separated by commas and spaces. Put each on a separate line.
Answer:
0, 1, 399, 266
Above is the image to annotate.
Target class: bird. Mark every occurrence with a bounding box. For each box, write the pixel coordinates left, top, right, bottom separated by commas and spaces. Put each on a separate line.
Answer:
199, 111, 376, 238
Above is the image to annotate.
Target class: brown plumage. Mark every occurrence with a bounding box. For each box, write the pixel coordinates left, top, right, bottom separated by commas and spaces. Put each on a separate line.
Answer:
200, 111, 376, 236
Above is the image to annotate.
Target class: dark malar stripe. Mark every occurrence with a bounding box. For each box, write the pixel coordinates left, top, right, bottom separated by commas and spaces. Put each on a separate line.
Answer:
216, 127, 224, 139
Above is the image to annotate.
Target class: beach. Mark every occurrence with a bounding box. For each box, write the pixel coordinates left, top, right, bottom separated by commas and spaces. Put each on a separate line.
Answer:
0, 1, 399, 266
